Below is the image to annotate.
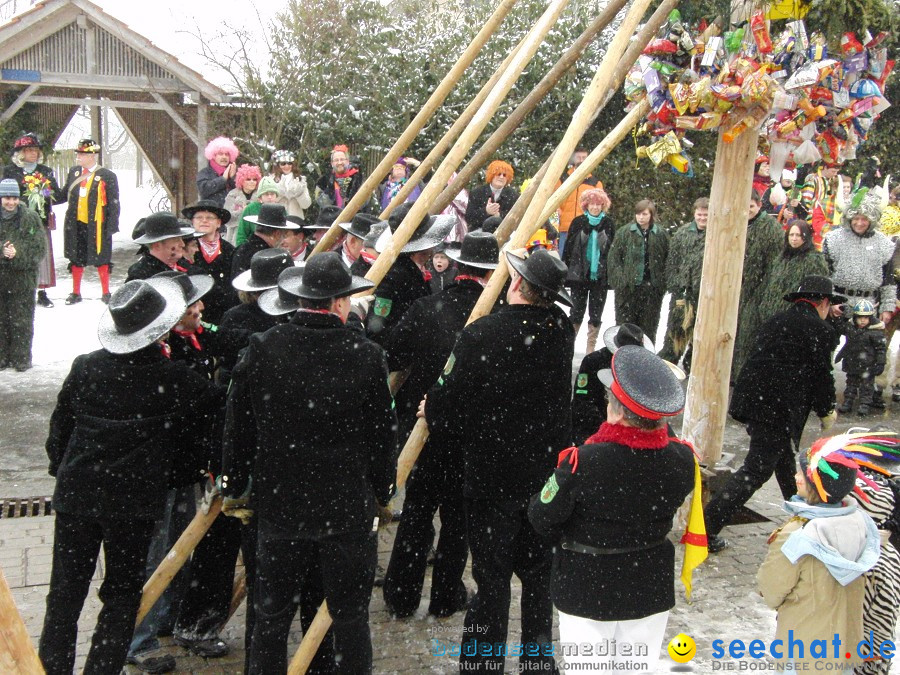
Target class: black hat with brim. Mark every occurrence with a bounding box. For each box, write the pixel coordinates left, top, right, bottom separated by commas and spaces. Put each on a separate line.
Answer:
311, 205, 342, 230
97, 278, 187, 354
287, 252, 374, 300
233, 248, 295, 292
505, 248, 573, 307
375, 213, 455, 254
446, 231, 499, 269
783, 275, 847, 304
152, 270, 214, 306
339, 213, 381, 240
603, 323, 655, 353
182, 199, 232, 226
258, 266, 306, 316
133, 212, 195, 244
243, 203, 299, 230
598, 345, 685, 420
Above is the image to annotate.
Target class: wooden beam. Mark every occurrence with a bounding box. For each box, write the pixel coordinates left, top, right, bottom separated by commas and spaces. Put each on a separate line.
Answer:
0, 566, 44, 674
28, 95, 166, 111
150, 92, 199, 146
0, 83, 39, 123
0, 74, 193, 93
0, 3, 81, 65
196, 96, 208, 172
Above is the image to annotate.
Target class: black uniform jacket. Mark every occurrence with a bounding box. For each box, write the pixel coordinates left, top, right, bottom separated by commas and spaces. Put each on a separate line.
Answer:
62, 165, 120, 266
189, 240, 238, 325
425, 302, 574, 502
528, 422, 694, 621
221, 301, 283, 335
366, 254, 431, 344
126, 253, 174, 282
730, 301, 837, 438
384, 278, 483, 439
571, 347, 613, 445
46, 346, 222, 521
465, 184, 518, 231
221, 310, 398, 537
230, 234, 270, 281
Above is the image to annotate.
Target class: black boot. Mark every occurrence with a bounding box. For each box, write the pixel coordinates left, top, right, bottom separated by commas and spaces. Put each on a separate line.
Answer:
37, 290, 54, 308
64, 293, 82, 305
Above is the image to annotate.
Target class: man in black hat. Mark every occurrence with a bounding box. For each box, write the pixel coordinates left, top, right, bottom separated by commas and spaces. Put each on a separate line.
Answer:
62, 138, 120, 304
338, 212, 380, 269
705, 275, 842, 552
422, 247, 574, 673
350, 219, 386, 277
126, 213, 195, 281
183, 199, 239, 325
281, 216, 314, 263
365, 203, 454, 343
528, 345, 696, 674
382, 231, 498, 620
222, 252, 398, 673
39, 278, 221, 675
231, 203, 299, 280
223, 248, 294, 334
303, 205, 341, 251
571, 323, 655, 445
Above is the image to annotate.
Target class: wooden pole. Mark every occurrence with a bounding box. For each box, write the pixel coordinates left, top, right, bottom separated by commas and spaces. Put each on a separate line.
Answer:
286, 602, 330, 675
680, 128, 759, 465
0, 567, 44, 675
377, 36, 528, 220
357, 0, 573, 295
135, 496, 223, 627
310, 0, 520, 255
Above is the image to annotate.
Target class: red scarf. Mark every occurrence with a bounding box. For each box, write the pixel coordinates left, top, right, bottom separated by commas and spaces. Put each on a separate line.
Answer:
291, 242, 308, 261
209, 161, 227, 177
172, 324, 204, 351
199, 235, 221, 263
556, 422, 671, 475
455, 274, 486, 287
360, 251, 377, 265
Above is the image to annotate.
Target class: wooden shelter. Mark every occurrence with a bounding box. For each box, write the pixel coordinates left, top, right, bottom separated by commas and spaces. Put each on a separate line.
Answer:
0, 0, 229, 210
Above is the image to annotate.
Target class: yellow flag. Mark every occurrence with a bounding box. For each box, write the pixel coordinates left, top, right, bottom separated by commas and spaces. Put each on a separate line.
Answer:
679, 457, 708, 601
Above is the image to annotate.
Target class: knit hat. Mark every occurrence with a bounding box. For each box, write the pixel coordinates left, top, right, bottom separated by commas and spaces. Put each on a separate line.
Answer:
257, 176, 282, 198
844, 189, 883, 227
0, 178, 21, 197
272, 149, 295, 164
800, 431, 900, 504
486, 160, 514, 184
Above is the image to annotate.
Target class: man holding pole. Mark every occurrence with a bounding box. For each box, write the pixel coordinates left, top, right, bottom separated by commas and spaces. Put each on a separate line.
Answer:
221, 253, 398, 673
423, 247, 574, 673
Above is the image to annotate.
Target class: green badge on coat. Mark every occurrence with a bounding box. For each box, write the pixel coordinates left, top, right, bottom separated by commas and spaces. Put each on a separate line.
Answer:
374, 297, 393, 317
576, 373, 588, 389
444, 353, 456, 376
540, 474, 559, 503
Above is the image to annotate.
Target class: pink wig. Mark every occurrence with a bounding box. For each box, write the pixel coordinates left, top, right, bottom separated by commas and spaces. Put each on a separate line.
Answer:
235, 164, 262, 190
580, 188, 611, 211
204, 136, 239, 163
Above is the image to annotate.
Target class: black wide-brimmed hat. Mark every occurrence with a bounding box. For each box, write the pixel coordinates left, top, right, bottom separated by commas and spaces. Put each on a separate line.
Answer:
232, 248, 295, 292
258, 266, 305, 316
286, 252, 374, 300
285, 215, 314, 234
505, 248, 573, 306
182, 199, 232, 226
152, 270, 214, 306
446, 231, 499, 269
339, 213, 381, 240
603, 323, 655, 353
243, 203, 299, 230
133, 212, 195, 244
598, 345, 685, 420
309, 205, 342, 230
363, 220, 388, 248
480, 215, 503, 235
375, 203, 455, 254
97, 278, 187, 354
783, 275, 847, 304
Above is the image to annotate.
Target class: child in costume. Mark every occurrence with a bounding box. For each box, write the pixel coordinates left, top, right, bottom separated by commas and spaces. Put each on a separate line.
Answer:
836, 299, 887, 416
757, 434, 884, 670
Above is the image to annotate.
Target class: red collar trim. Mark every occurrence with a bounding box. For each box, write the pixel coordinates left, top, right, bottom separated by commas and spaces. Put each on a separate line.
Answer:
172, 324, 204, 351
455, 274, 486, 287
585, 422, 670, 449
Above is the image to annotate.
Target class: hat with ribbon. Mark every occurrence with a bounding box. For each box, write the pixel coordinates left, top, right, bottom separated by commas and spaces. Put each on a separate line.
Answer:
97, 278, 187, 354
505, 247, 573, 306
598, 345, 685, 420
232, 248, 295, 292
243, 203, 299, 230
783, 275, 847, 304
133, 212, 195, 244
446, 231, 499, 269
13, 133, 41, 151
152, 270, 214, 306
258, 265, 305, 316
182, 199, 232, 225
76, 138, 101, 154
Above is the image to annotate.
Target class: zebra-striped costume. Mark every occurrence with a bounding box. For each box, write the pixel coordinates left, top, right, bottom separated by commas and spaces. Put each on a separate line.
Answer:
856, 473, 900, 675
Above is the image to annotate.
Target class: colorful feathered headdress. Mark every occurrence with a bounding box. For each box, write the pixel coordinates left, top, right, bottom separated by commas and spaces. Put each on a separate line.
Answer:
803, 431, 900, 504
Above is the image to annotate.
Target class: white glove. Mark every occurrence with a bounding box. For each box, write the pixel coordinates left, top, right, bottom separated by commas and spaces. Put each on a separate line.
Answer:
350, 295, 374, 321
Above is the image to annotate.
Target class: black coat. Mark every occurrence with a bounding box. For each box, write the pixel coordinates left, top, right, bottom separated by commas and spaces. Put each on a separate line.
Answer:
221, 302, 283, 335
365, 255, 431, 344
464, 184, 518, 231
62, 166, 120, 266
349, 256, 372, 277
835, 320, 887, 376
189, 240, 237, 325
384, 279, 483, 439
429, 267, 458, 293
221, 311, 398, 537
425, 303, 574, 501
230, 234, 271, 281
528, 423, 694, 621
315, 167, 366, 208
2, 162, 64, 228
167, 323, 252, 382
563, 214, 614, 286
126, 253, 173, 282
46, 346, 222, 520
571, 347, 613, 445
196, 163, 235, 208
730, 302, 837, 438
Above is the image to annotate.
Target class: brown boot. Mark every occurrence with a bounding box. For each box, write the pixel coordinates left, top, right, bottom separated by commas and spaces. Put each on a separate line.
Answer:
586, 324, 600, 353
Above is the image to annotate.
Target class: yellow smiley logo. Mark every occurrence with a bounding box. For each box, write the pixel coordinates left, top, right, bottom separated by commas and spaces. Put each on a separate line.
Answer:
667, 633, 696, 663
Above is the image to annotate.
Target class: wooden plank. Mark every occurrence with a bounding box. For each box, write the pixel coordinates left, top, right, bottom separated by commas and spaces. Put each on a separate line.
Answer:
150, 91, 199, 145
0, 82, 39, 122
27, 95, 166, 110
0, 73, 191, 92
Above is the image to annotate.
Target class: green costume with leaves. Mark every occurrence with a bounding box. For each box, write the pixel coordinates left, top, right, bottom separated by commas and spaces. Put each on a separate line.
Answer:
659, 221, 706, 364
607, 222, 669, 340
0, 204, 47, 368
755, 249, 829, 327
731, 209, 784, 380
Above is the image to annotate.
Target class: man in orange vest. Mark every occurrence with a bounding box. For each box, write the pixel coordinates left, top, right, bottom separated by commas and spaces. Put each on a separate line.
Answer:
554, 148, 600, 255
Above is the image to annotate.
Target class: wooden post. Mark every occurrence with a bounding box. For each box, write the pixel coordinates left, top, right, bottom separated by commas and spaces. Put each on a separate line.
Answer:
135, 496, 223, 627
681, 127, 759, 465
310, 0, 520, 255
0, 567, 44, 674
